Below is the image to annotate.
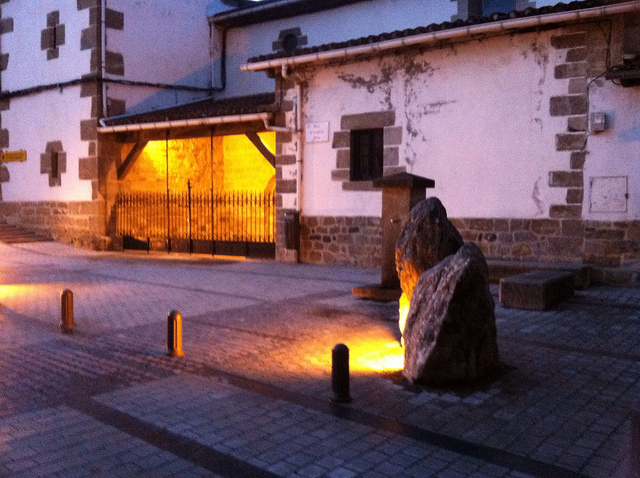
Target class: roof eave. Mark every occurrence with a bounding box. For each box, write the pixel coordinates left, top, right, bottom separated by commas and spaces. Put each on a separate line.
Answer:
242, 1, 640, 72
98, 112, 272, 134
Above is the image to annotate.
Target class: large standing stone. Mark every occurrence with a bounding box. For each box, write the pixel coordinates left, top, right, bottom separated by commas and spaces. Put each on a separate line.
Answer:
402, 242, 500, 386
395, 197, 463, 305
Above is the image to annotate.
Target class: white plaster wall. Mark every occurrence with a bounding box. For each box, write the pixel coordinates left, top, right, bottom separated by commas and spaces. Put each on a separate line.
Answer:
107, 0, 212, 113
104, 83, 210, 116
301, 30, 573, 219
2, 2, 91, 91
1, 89, 93, 202
586, 81, 640, 220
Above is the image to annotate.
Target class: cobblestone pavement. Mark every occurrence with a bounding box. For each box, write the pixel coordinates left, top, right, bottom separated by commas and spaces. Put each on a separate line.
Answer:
0, 241, 638, 477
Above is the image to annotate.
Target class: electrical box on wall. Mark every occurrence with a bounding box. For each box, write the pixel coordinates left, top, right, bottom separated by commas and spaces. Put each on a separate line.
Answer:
590, 112, 607, 132
590, 176, 628, 213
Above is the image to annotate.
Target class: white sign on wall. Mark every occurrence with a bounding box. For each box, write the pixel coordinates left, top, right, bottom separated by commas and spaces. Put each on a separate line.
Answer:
305, 122, 330, 143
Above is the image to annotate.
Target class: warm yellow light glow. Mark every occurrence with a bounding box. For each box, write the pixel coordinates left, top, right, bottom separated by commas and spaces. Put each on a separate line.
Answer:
0, 284, 33, 300
302, 333, 404, 375
222, 133, 275, 191
123, 133, 276, 193
144, 140, 167, 158
354, 341, 404, 372
398, 292, 410, 344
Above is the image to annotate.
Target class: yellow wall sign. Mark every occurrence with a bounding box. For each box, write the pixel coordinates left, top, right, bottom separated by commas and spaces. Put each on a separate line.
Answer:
1, 150, 26, 163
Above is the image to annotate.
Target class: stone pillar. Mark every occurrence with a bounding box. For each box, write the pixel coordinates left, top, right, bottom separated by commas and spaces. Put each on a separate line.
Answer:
353, 172, 434, 301
375, 173, 435, 288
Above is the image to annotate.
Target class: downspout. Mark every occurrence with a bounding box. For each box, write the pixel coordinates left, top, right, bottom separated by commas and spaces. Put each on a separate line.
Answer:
97, 112, 271, 133
101, 0, 107, 117
280, 64, 303, 214
209, 21, 227, 92
99, 0, 108, 238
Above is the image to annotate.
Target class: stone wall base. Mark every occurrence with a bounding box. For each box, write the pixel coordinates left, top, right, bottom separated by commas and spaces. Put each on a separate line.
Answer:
452, 217, 640, 267
300, 216, 381, 269
300, 215, 640, 285
276, 247, 299, 263
0, 200, 112, 250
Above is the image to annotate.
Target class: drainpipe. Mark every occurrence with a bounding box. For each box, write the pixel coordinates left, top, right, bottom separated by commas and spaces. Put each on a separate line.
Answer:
101, 0, 107, 117
280, 64, 303, 213
208, 19, 227, 93
97, 112, 271, 133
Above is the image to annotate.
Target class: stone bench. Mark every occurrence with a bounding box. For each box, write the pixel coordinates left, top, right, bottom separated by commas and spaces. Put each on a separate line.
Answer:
487, 259, 590, 289
499, 270, 575, 311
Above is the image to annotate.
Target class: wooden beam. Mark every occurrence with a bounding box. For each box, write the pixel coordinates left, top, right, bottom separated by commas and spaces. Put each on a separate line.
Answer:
245, 132, 275, 167
117, 140, 148, 179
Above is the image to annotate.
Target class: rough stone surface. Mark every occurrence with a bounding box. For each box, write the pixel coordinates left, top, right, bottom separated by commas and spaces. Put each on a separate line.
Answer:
300, 215, 381, 268
395, 197, 463, 304
402, 242, 500, 386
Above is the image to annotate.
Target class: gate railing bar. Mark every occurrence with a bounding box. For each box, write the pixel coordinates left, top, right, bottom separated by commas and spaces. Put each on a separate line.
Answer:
115, 187, 276, 247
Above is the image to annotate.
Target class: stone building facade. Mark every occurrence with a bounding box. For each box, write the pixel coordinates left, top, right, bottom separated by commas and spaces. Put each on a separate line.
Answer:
244, 2, 640, 278
0, 0, 212, 246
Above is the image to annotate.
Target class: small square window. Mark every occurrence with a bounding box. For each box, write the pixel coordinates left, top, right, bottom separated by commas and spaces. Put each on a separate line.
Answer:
350, 128, 383, 181
41, 11, 65, 61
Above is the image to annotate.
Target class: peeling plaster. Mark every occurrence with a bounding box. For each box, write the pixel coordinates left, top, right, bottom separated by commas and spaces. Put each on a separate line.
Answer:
531, 42, 549, 87
530, 41, 549, 115
533, 117, 543, 131
337, 68, 393, 94
401, 57, 443, 169
337, 62, 396, 109
334, 55, 454, 170
422, 100, 457, 115
532, 176, 544, 215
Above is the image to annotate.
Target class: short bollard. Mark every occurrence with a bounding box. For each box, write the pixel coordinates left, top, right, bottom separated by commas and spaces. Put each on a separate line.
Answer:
60, 289, 75, 334
331, 343, 352, 403
167, 310, 184, 357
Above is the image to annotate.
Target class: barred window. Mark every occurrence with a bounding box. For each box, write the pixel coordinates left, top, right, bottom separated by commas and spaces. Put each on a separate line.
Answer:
350, 128, 383, 181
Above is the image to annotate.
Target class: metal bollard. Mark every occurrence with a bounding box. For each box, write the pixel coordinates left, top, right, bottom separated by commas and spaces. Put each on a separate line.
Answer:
60, 289, 75, 334
331, 343, 352, 403
167, 310, 185, 357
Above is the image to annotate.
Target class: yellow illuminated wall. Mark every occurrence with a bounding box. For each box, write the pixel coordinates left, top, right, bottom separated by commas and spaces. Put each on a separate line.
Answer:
120, 132, 275, 193
222, 132, 275, 191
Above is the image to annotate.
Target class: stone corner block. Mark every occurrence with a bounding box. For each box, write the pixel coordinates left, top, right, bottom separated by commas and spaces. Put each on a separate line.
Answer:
80, 119, 98, 141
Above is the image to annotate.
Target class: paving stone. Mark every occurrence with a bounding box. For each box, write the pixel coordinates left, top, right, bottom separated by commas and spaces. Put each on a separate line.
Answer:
1, 242, 639, 477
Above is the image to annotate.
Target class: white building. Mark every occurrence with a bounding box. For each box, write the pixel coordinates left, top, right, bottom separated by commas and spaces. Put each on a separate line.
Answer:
1, 0, 640, 281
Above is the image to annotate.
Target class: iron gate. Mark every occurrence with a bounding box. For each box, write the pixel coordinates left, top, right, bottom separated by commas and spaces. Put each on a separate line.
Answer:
116, 183, 276, 257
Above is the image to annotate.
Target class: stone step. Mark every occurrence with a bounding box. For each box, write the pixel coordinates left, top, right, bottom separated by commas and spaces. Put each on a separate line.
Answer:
0, 221, 52, 244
